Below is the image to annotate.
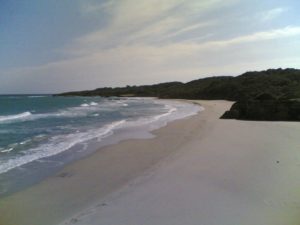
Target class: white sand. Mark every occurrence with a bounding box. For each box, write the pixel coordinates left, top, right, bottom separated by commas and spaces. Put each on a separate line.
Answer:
61, 100, 300, 225
1, 100, 300, 225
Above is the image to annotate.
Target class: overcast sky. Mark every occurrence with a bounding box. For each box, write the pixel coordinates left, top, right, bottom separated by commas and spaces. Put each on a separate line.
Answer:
1, 0, 300, 94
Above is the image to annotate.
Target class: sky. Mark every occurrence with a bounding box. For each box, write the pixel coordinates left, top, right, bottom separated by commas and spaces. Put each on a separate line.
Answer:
1, 0, 300, 94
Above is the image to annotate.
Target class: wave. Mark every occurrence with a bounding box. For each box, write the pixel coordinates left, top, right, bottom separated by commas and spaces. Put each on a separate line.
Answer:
123, 105, 177, 128
81, 102, 99, 107
27, 96, 47, 98
90, 102, 98, 106
0, 101, 105, 124
0, 148, 14, 153
0, 120, 126, 174
144, 100, 202, 130
0, 99, 202, 175
153, 105, 177, 121
0, 112, 32, 122
0, 99, 113, 124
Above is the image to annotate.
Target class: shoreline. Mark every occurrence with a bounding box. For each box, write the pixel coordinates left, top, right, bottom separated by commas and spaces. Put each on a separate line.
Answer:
0, 99, 206, 225
1, 100, 300, 225
0, 98, 201, 197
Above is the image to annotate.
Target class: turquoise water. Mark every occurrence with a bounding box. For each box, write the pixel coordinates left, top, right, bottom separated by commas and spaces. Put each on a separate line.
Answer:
0, 95, 200, 195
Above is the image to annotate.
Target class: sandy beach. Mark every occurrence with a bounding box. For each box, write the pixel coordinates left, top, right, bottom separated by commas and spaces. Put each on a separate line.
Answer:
1, 100, 300, 225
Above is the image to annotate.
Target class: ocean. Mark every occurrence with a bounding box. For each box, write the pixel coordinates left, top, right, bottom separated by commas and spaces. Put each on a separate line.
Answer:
0, 95, 201, 196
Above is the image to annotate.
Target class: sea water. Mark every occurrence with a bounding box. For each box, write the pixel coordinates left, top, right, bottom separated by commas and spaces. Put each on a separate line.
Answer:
0, 95, 201, 196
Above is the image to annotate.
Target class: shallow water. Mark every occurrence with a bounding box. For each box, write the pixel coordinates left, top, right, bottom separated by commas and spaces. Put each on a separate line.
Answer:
0, 96, 201, 196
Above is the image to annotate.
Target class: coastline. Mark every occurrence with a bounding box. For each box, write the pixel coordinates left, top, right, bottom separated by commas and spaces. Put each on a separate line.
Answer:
1, 100, 300, 225
0, 98, 201, 197
0, 99, 205, 225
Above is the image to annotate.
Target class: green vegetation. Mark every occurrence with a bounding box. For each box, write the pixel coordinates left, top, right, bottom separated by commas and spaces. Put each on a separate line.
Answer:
57, 68, 300, 100
56, 68, 300, 121
56, 82, 183, 98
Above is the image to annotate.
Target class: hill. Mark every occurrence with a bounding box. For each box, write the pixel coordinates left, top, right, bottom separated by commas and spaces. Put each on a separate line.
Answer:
57, 68, 300, 101
56, 68, 300, 121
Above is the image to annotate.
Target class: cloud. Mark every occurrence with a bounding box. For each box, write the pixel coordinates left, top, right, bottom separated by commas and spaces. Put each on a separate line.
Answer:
65, 0, 237, 56
2, 24, 300, 93
161, 20, 217, 41
261, 7, 287, 21
80, 0, 115, 14
203, 26, 300, 48
2, 0, 300, 94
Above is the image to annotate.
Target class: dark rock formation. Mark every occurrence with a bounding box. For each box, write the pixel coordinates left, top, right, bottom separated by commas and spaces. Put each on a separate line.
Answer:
221, 94, 300, 121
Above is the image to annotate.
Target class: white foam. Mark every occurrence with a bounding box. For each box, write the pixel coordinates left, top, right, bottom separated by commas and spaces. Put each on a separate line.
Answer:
0, 148, 13, 153
80, 102, 99, 107
27, 96, 46, 98
120, 100, 201, 131
0, 99, 202, 175
0, 102, 103, 124
0, 120, 126, 174
0, 112, 32, 122
20, 139, 31, 145
90, 102, 98, 106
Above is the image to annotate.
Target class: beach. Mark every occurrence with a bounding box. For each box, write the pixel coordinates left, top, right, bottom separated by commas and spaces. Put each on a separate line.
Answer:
1, 100, 300, 225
